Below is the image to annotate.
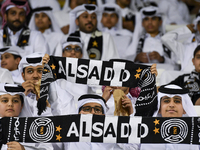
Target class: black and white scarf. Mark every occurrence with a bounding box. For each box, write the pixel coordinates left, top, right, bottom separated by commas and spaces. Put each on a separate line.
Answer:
37, 56, 157, 115
184, 70, 200, 104
70, 30, 103, 60
1, 115, 200, 145
3, 25, 30, 48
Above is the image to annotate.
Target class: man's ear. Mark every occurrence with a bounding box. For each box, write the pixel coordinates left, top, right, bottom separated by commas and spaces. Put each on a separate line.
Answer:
75, 18, 79, 26
4, 13, 7, 22
22, 72, 25, 81
183, 109, 186, 114
15, 57, 21, 65
192, 57, 195, 65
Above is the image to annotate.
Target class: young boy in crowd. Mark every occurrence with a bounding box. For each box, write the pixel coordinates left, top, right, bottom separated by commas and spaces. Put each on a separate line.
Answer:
29, 6, 64, 56
0, 46, 25, 84
0, 83, 53, 150
169, 45, 200, 105
140, 84, 199, 150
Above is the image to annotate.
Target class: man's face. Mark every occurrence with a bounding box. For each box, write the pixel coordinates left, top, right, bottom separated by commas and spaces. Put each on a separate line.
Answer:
0, 94, 23, 117
159, 95, 186, 117
79, 102, 104, 115
197, 21, 200, 33
4, 7, 26, 32
62, 44, 83, 58
34, 12, 51, 31
117, 0, 131, 7
142, 16, 162, 34
101, 13, 118, 29
75, 11, 97, 33
1, 53, 20, 71
22, 65, 43, 83
192, 50, 200, 73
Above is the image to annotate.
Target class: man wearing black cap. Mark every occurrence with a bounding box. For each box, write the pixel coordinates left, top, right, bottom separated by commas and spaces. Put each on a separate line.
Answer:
0, 0, 49, 55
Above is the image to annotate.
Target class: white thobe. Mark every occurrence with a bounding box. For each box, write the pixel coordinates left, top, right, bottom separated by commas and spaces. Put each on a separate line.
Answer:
140, 143, 199, 150
53, 9, 70, 28
158, 0, 190, 25
0, 68, 14, 83
64, 142, 138, 150
48, 79, 85, 114
77, 31, 119, 61
102, 27, 132, 59
161, 26, 197, 72
10, 69, 24, 85
42, 29, 64, 56
0, 27, 50, 55
141, 33, 175, 64
1, 143, 53, 150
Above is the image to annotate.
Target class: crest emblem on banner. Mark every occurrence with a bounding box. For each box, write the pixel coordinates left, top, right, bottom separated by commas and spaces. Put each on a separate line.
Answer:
161, 119, 188, 143
29, 118, 54, 142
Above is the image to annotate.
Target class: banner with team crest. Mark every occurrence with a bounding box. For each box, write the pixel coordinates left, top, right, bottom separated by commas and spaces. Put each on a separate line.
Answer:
37, 56, 157, 115
1, 115, 200, 145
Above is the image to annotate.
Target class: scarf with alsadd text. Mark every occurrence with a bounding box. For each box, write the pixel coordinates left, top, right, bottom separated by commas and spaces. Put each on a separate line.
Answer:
37, 56, 157, 116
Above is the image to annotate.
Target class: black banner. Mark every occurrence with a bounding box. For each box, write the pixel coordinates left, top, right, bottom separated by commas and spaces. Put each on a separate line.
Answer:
38, 57, 157, 115
1, 115, 200, 145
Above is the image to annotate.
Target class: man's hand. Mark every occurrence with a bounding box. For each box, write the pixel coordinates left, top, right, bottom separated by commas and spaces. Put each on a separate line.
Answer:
61, 25, 70, 35
187, 24, 196, 33
102, 86, 114, 102
150, 63, 158, 77
134, 52, 149, 63
122, 95, 133, 115
22, 80, 36, 96
42, 54, 50, 66
149, 51, 164, 63
7, 141, 25, 150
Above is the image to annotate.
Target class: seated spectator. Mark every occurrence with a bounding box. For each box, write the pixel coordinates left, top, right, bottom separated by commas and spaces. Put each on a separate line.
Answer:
99, 3, 133, 59
158, 0, 191, 25
161, 12, 200, 72
115, 0, 136, 32
18, 52, 53, 116
140, 84, 199, 150
68, 4, 119, 61
29, 6, 64, 56
133, 6, 175, 64
0, 83, 53, 150
53, 0, 88, 34
168, 45, 200, 105
0, 0, 50, 55
0, 46, 25, 84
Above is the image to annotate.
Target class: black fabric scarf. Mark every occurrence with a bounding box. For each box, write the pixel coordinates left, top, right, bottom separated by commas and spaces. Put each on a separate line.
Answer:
184, 70, 200, 104
1, 115, 200, 145
136, 33, 171, 59
70, 30, 103, 60
37, 56, 157, 115
3, 24, 30, 47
